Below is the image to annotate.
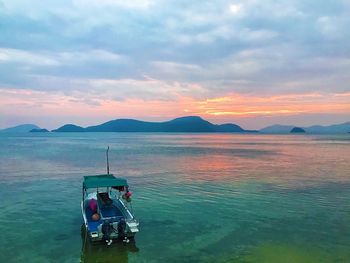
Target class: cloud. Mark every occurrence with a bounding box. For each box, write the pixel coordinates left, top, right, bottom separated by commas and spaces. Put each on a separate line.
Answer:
0, 0, 349, 128
196, 92, 350, 117
73, 0, 153, 9
0, 48, 60, 66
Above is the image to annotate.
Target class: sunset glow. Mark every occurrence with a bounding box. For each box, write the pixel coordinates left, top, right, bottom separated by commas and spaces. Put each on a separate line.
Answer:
1, 87, 349, 129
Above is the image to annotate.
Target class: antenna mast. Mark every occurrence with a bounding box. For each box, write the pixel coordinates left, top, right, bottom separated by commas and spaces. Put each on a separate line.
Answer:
106, 146, 110, 175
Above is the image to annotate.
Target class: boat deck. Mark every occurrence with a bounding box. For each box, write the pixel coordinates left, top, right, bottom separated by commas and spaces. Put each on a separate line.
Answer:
85, 200, 124, 232
100, 204, 124, 218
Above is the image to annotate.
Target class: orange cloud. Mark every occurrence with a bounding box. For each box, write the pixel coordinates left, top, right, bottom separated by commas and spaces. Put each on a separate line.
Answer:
1, 88, 349, 127
193, 93, 350, 117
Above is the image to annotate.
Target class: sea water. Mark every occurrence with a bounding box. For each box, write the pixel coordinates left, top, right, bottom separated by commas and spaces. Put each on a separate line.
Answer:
0, 133, 349, 263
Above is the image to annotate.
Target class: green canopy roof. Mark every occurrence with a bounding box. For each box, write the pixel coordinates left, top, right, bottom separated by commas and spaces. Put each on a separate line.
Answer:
83, 174, 128, 189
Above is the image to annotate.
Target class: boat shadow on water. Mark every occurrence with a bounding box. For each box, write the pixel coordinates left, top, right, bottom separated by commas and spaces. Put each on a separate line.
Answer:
81, 224, 139, 263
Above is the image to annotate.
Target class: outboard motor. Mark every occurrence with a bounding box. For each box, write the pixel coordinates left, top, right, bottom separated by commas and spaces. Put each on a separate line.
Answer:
102, 220, 113, 245
118, 219, 129, 243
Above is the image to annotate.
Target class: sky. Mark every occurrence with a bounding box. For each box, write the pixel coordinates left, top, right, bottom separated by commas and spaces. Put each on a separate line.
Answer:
0, 0, 349, 129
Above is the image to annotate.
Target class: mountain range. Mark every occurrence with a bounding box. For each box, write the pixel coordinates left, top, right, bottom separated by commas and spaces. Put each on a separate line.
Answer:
0, 124, 40, 133
1, 117, 349, 134
52, 116, 253, 133
260, 122, 350, 134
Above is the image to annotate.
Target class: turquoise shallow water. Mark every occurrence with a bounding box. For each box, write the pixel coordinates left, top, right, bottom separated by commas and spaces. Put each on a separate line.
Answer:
0, 133, 350, 262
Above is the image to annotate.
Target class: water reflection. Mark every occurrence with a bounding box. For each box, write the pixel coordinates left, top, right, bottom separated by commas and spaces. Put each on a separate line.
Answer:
81, 225, 139, 263
1, 133, 349, 262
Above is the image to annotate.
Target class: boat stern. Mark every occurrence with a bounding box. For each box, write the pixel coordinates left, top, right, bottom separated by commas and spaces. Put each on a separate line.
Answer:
126, 220, 139, 236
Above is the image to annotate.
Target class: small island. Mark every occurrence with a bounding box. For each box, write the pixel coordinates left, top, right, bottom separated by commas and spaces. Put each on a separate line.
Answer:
290, 127, 306, 133
30, 128, 49, 133
52, 124, 85, 132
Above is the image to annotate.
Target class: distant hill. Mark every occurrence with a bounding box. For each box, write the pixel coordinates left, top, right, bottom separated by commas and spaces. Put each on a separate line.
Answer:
305, 122, 350, 134
30, 128, 49, 133
0, 124, 40, 133
53, 116, 253, 133
261, 122, 350, 134
290, 127, 305, 133
52, 124, 85, 132
260, 124, 294, 134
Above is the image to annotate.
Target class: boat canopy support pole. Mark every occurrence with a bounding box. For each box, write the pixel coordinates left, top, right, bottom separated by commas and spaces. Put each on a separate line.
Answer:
106, 146, 110, 175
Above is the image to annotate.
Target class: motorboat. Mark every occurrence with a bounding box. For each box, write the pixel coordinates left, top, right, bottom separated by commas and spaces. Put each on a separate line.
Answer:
81, 174, 139, 244
81, 148, 139, 244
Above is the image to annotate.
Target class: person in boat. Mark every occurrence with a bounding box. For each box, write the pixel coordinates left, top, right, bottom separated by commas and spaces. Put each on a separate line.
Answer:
89, 199, 100, 221
118, 218, 129, 243
102, 220, 114, 245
